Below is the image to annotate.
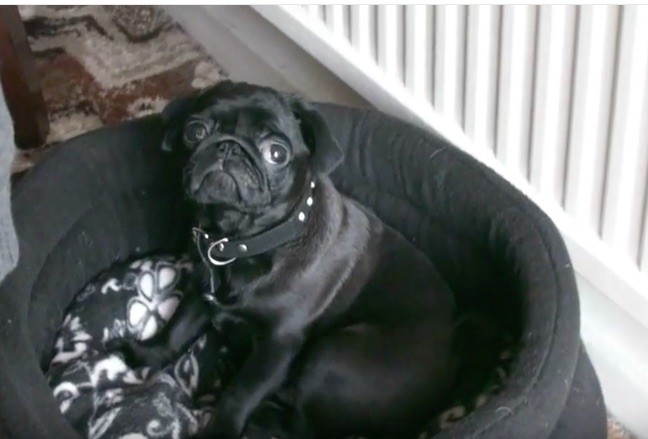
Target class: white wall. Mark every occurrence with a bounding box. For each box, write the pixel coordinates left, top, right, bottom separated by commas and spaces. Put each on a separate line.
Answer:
164, 5, 367, 108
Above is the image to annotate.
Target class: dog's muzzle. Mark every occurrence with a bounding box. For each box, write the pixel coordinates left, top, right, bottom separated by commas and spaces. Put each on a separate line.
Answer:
185, 136, 252, 195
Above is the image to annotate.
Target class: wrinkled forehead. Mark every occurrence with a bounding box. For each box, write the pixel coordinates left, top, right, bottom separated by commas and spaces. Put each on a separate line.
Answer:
194, 92, 299, 138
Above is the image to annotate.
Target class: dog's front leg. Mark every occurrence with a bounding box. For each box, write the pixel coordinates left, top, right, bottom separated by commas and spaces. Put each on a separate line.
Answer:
205, 332, 302, 438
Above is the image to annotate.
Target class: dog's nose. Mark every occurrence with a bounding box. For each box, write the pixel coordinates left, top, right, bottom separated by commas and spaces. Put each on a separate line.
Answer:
216, 138, 243, 154
185, 138, 247, 195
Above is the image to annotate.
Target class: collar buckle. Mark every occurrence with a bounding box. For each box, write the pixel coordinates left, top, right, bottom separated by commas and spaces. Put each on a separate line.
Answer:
207, 237, 237, 266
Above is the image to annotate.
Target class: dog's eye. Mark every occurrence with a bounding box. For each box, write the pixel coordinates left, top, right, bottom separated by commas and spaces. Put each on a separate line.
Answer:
183, 121, 210, 146
260, 141, 290, 166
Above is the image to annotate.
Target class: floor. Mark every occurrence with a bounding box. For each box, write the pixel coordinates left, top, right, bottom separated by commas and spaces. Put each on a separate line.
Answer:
11, 5, 637, 439
12, 5, 227, 173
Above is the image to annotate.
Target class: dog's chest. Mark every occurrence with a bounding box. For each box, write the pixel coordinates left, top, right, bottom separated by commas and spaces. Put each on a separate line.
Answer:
199, 258, 270, 309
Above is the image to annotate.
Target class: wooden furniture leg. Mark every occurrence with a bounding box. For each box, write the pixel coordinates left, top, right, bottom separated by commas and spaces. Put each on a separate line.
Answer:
0, 6, 49, 149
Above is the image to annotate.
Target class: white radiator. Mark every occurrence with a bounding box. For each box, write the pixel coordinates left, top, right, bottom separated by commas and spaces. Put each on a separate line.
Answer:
254, 4, 648, 313
261, 4, 648, 272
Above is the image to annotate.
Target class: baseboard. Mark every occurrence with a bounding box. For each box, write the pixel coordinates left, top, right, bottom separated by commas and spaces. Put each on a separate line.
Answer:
579, 274, 648, 438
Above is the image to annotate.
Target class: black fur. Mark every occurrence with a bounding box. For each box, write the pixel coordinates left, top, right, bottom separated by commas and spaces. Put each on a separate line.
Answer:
109, 81, 457, 438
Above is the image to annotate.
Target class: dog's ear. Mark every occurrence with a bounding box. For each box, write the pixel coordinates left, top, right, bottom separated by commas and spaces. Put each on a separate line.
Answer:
161, 95, 195, 152
290, 98, 343, 175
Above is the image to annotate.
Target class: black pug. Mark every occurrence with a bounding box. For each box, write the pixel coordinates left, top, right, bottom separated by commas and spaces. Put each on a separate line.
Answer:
110, 81, 457, 438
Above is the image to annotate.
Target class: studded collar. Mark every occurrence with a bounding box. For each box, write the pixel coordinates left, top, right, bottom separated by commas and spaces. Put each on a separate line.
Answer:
192, 180, 316, 267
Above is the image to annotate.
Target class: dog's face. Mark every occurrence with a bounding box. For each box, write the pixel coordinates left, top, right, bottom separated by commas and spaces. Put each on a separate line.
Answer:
161, 82, 342, 226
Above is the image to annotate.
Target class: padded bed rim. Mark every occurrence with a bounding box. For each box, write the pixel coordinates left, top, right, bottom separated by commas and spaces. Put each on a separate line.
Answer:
0, 107, 581, 438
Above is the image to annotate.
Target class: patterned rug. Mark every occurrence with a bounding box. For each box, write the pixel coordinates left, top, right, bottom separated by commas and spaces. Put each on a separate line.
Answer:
12, 5, 227, 173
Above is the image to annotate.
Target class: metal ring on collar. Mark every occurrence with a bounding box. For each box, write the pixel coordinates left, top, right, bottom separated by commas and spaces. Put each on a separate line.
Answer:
207, 238, 237, 266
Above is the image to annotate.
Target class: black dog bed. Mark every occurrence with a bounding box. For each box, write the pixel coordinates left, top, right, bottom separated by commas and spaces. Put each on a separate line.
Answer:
0, 104, 606, 438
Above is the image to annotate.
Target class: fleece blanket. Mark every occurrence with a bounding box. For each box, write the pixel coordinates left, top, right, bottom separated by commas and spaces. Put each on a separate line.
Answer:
47, 255, 513, 439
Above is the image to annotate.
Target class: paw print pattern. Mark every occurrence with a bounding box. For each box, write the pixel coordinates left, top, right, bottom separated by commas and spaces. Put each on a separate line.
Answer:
126, 262, 183, 340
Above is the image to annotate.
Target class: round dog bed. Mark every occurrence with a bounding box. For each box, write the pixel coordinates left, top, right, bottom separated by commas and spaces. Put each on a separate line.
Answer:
0, 103, 606, 439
